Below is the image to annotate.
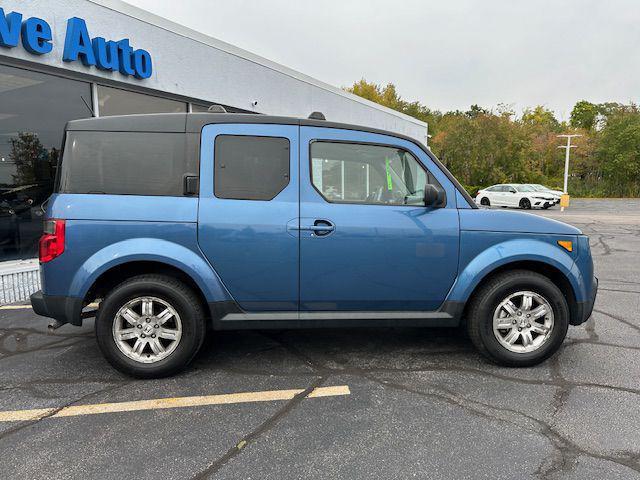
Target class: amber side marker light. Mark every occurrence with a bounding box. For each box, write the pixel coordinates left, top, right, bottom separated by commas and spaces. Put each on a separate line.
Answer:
557, 240, 573, 252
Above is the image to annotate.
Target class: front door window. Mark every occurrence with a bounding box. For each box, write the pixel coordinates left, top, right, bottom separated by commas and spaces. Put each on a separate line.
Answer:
311, 142, 430, 206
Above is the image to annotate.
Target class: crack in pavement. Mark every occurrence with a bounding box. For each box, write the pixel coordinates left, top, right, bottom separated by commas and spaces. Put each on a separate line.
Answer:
598, 278, 640, 286
565, 337, 640, 353
362, 371, 640, 479
0, 376, 129, 400
594, 308, 640, 333
549, 354, 571, 420
191, 376, 326, 479
197, 357, 640, 398
0, 326, 637, 479
2, 321, 638, 479
0, 381, 130, 442
0, 326, 93, 360
599, 287, 640, 294
0, 377, 129, 392
256, 331, 640, 480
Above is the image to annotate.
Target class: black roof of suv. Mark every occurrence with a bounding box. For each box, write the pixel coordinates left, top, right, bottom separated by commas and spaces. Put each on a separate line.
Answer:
65, 113, 475, 206
66, 112, 417, 136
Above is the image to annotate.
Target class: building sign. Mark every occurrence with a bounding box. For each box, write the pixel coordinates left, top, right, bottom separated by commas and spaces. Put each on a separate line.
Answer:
0, 8, 152, 79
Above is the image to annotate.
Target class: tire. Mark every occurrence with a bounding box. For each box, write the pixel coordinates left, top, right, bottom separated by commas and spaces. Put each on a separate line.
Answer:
466, 270, 569, 367
95, 274, 206, 378
480, 197, 490, 206
520, 198, 532, 209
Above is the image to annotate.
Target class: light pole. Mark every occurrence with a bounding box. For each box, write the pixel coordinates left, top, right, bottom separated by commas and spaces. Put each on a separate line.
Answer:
557, 134, 582, 194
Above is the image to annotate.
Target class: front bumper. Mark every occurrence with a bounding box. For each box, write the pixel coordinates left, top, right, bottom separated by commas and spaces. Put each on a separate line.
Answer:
30, 291, 84, 326
533, 199, 555, 208
571, 276, 598, 326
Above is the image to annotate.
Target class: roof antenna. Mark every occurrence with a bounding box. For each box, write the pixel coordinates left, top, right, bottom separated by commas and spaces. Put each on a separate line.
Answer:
207, 105, 227, 113
308, 111, 326, 120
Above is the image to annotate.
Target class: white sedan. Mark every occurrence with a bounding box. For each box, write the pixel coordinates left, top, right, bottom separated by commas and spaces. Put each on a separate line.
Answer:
476, 184, 558, 209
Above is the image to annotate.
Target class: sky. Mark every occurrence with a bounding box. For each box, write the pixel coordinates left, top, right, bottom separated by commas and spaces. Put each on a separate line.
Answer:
123, 0, 640, 121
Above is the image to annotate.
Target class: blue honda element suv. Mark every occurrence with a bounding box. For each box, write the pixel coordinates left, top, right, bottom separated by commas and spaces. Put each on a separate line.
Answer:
30, 112, 597, 378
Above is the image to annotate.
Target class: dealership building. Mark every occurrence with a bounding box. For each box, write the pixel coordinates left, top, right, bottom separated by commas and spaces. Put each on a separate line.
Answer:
0, 0, 427, 265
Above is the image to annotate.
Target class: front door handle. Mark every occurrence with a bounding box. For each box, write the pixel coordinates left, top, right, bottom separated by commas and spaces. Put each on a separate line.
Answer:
298, 220, 335, 236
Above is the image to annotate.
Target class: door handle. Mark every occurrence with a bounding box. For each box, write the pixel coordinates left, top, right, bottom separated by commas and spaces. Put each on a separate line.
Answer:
297, 220, 335, 236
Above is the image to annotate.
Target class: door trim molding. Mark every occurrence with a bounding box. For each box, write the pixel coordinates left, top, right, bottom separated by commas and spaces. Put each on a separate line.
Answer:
208, 301, 465, 330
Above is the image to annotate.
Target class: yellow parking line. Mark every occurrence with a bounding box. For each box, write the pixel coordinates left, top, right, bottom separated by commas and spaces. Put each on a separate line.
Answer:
0, 385, 351, 422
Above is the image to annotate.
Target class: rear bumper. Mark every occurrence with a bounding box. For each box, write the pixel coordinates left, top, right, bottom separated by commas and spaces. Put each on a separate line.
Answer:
571, 276, 598, 326
30, 291, 84, 326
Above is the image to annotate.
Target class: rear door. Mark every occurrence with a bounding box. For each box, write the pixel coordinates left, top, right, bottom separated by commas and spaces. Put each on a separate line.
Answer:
198, 124, 299, 311
484, 186, 498, 205
299, 126, 460, 312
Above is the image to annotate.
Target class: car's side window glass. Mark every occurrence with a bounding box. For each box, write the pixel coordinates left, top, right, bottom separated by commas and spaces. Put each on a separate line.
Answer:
214, 135, 290, 200
310, 142, 439, 206
59, 132, 191, 196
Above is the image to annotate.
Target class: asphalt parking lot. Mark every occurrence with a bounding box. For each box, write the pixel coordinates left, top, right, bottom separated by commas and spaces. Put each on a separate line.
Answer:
0, 199, 639, 479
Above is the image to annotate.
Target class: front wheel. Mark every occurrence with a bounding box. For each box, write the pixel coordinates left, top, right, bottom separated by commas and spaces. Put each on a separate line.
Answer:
519, 198, 532, 209
466, 270, 569, 367
95, 275, 206, 378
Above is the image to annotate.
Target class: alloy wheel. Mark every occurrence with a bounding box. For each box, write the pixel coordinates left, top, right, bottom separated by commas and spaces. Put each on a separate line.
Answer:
112, 296, 182, 364
492, 291, 554, 353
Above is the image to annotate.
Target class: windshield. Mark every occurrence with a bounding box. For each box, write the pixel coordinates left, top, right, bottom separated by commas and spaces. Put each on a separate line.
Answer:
517, 185, 535, 192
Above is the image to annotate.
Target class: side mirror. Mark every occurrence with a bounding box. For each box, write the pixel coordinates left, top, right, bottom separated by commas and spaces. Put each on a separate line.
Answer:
424, 184, 445, 208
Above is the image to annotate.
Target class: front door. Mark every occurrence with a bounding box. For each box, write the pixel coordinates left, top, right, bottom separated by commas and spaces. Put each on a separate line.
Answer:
491, 185, 506, 206
505, 186, 519, 207
299, 127, 460, 312
198, 124, 299, 311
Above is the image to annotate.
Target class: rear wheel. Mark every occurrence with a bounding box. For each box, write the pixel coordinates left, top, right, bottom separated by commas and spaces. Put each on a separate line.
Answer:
466, 270, 569, 367
95, 275, 206, 378
480, 197, 491, 206
519, 198, 532, 209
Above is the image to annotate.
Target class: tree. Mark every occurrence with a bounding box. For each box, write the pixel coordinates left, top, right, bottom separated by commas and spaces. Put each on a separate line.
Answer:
522, 106, 560, 131
9, 132, 49, 186
347, 78, 640, 197
346, 80, 440, 134
465, 104, 489, 119
570, 101, 600, 130
596, 105, 640, 196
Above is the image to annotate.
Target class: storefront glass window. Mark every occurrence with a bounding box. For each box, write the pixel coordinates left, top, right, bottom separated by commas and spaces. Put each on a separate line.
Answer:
98, 85, 187, 116
0, 64, 92, 261
191, 104, 212, 112
191, 103, 254, 114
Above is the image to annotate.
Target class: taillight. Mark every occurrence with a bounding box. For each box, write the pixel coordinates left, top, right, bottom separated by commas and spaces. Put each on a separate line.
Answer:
39, 219, 65, 263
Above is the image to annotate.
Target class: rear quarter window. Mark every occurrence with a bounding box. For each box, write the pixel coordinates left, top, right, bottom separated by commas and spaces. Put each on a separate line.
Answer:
58, 131, 195, 196
214, 135, 290, 201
